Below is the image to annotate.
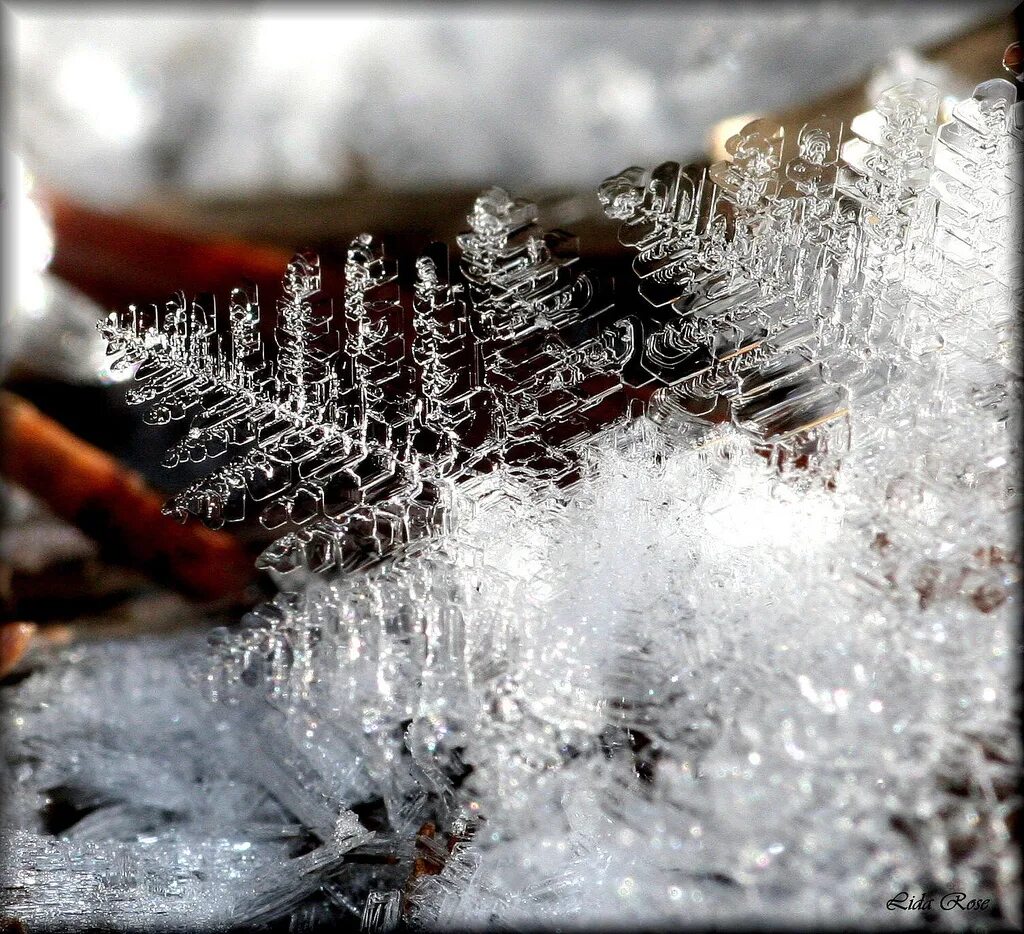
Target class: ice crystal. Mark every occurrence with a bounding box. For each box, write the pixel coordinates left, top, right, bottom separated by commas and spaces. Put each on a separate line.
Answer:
598, 77, 1020, 456
98, 188, 635, 580
0, 637, 382, 931
599, 114, 852, 446
7, 74, 1016, 931
201, 75, 1019, 927
100, 78, 1020, 577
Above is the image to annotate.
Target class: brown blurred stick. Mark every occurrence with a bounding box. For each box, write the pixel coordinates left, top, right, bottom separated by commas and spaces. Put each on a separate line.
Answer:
42, 189, 293, 314
0, 622, 36, 679
0, 390, 254, 605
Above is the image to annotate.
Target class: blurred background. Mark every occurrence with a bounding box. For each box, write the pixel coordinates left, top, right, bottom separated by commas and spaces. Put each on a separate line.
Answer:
0, 1, 1019, 654
6, 3, 1015, 199
3, 3, 1017, 351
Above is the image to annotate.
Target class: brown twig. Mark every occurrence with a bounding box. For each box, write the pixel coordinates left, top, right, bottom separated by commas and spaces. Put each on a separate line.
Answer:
0, 390, 255, 605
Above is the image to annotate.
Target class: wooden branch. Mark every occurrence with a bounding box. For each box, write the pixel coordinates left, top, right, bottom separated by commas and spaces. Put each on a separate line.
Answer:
41, 189, 293, 313
0, 391, 255, 604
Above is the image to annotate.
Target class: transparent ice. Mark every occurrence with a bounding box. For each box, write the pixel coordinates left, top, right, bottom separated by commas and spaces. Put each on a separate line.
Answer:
98, 187, 635, 583
3, 76, 1019, 930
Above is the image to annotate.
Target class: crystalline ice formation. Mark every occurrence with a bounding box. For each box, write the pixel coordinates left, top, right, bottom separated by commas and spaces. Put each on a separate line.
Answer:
195, 76, 1019, 928
98, 188, 635, 580
598, 77, 1020, 458
198, 379, 1018, 928
99, 79, 1018, 581
599, 114, 852, 448
0, 635, 382, 931
28, 73, 1014, 931
910, 78, 1021, 375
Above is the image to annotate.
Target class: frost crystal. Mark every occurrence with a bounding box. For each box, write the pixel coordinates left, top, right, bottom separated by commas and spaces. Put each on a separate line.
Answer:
99, 188, 635, 579
598, 77, 1019, 457
100, 78, 1019, 574
28, 73, 1017, 930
